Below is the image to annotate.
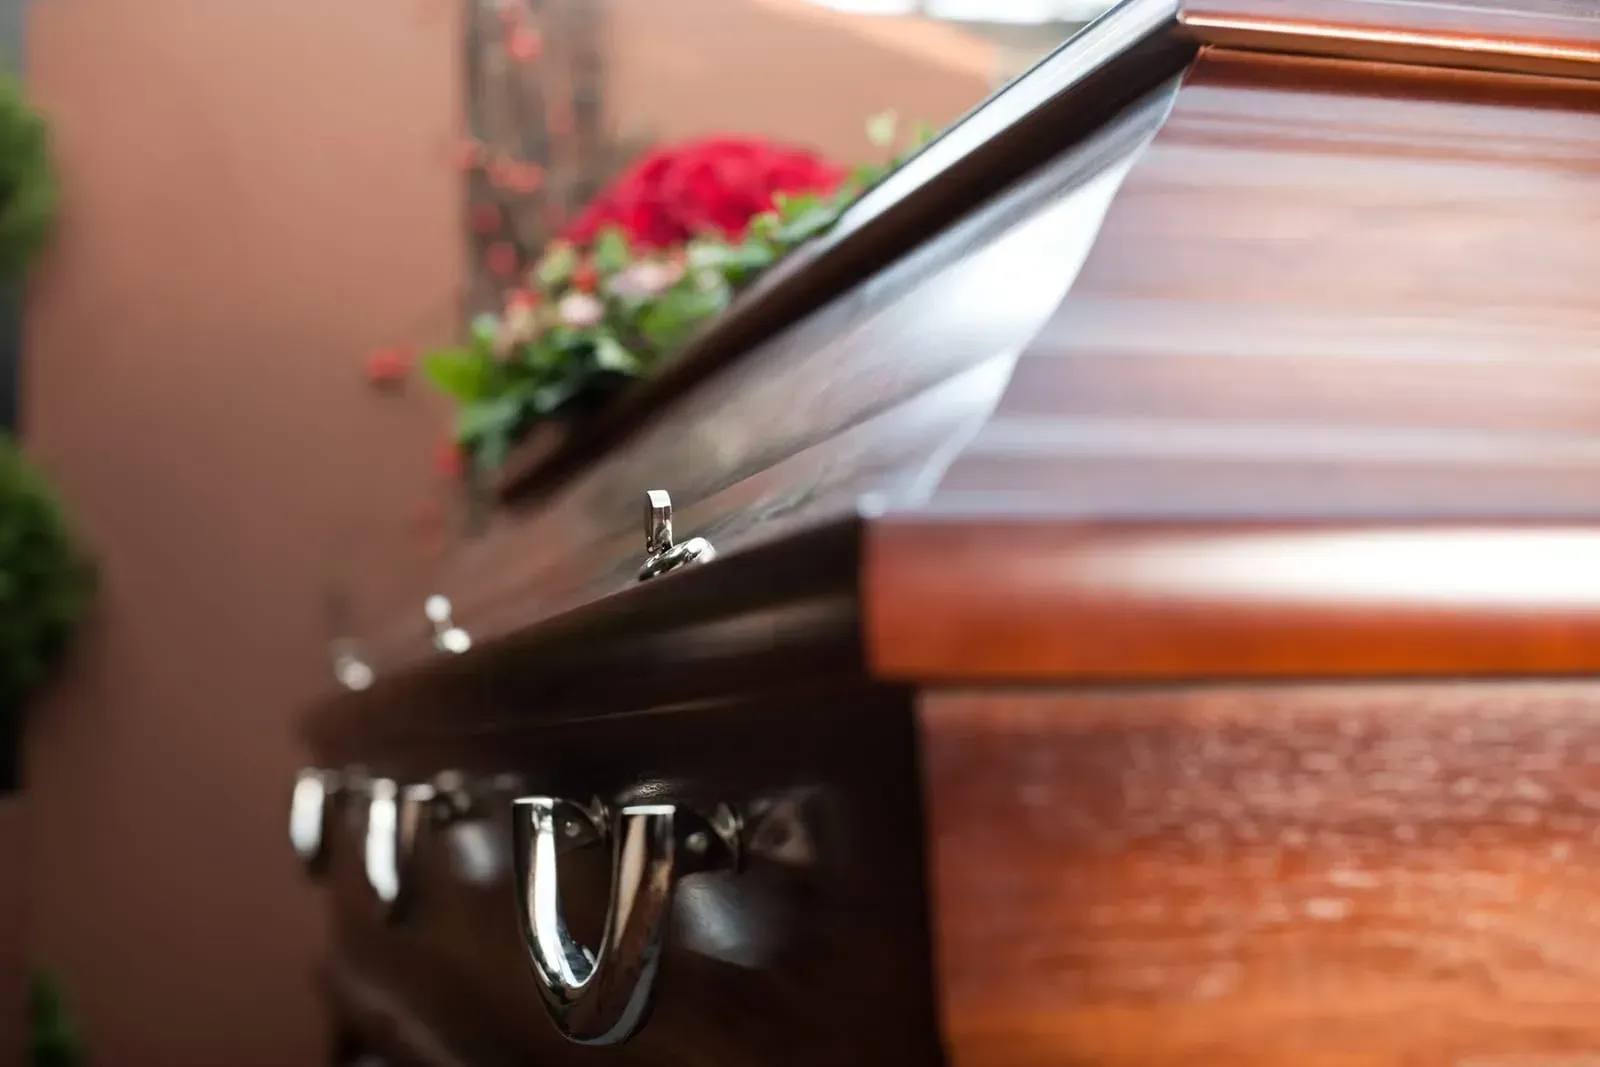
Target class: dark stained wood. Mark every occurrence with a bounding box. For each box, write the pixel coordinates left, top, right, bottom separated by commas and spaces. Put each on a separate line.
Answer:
312, 687, 940, 1067
342, 75, 1181, 682
1182, 0, 1600, 82
921, 683, 1600, 1067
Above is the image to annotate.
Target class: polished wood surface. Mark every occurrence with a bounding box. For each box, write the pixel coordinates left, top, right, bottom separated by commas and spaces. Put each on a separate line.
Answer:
857, 49, 1600, 680
934, 48, 1600, 517
921, 684, 1600, 1067
313, 688, 939, 1067
302, 12, 1600, 1067
342, 75, 1180, 682
1183, 0, 1600, 81
867, 520, 1600, 681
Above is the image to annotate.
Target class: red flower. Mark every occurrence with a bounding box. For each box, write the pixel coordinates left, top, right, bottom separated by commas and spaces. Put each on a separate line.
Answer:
505, 287, 540, 311
507, 27, 543, 62
365, 347, 412, 386
484, 241, 520, 279
570, 261, 599, 294
562, 137, 847, 249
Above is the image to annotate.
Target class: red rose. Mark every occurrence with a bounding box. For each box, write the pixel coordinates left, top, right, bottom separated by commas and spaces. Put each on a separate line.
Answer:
365, 347, 412, 386
562, 137, 846, 249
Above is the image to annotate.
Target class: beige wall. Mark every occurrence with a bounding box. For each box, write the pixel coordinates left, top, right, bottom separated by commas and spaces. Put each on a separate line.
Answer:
14, 1, 992, 1064
20, 0, 460, 1063
608, 0, 995, 162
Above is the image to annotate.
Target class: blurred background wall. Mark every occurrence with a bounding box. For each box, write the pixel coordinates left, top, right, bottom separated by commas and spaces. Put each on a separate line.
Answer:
11, 0, 1071, 1063
19, 0, 461, 1062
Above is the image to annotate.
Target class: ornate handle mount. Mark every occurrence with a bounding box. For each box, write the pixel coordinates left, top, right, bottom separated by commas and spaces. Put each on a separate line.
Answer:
512, 796, 738, 1045
638, 490, 715, 581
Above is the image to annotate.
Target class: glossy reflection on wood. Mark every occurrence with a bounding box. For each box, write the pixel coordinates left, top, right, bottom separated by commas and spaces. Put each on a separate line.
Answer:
314, 689, 940, 1067
1182, 0, 1600, 82
921, 684, 1600, 1067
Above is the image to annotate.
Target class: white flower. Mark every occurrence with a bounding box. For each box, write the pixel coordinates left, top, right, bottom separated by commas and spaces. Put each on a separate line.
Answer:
608, 258, 686, 297
557, 292, 604, 328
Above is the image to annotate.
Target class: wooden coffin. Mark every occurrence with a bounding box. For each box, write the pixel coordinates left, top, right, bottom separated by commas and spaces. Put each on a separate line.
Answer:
296, 2, 1600, 1064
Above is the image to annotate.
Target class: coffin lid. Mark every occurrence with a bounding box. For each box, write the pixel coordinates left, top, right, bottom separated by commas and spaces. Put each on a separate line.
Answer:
305, 0, 1600, 744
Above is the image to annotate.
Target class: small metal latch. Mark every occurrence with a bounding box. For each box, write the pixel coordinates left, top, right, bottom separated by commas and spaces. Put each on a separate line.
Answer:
638, 490, 716, 581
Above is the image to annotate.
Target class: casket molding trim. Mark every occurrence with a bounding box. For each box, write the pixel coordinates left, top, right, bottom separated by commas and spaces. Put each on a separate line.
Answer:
1180, 4, 1600, 83
866, 516, 1600, 683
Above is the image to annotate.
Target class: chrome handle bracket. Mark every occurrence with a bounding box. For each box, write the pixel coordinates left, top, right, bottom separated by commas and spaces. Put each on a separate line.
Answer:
638, 490, 715, 581
512, 795, 738, 1045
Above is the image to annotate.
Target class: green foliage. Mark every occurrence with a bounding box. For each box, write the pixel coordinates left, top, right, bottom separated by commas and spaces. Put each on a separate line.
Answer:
0, 436, 93, 726
30, 971, 84, 1067
0, 71, 57, 281
422, 117, 942, 474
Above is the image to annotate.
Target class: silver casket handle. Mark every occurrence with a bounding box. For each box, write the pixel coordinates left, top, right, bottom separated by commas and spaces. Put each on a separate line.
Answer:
511, 796, 737, 1045
289, 768, 340, 874
363, 778, 435, 924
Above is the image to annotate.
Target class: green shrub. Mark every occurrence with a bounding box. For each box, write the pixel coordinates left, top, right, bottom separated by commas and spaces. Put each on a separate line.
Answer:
30, 971, 84, 1067
0, 69, 57, 280
0, 69, 56, 281
0, 436, 93, 724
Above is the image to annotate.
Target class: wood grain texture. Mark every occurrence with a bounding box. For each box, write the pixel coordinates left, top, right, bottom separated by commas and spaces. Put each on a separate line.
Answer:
854, 50, 1600, 682
932, 48, 1600, 518
1181, 0, 1600, 81
921, 684, 1600, 1067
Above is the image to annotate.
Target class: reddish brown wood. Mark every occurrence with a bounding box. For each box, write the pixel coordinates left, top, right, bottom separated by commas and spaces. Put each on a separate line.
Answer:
931, 48, 1600, 517
866, 519, 1600, 682
1181, 0, 1600, 81
920, 684, 1600, 1067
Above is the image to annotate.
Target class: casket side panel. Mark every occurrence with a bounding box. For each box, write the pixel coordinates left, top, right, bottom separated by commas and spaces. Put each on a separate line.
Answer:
919, 682, 1600, 1067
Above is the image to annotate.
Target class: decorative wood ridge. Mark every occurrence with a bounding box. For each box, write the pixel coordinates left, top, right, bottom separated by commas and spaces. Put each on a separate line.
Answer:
1180, 0, 1600, 83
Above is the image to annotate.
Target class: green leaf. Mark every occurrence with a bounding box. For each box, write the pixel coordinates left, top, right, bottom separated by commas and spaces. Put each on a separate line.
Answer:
909, 120, 940, 150
637, 284, 728, 351
469, 314, 500, 346
774, 202, 840, 247
454, 394, 521, 443
536, 242, 578, 287
591, 334, 643, 375
422, 346, 494, 403
592, 227, 631, 274
688, 236, 777, 283
866, 109, 899, 149
772, 191, 821, 223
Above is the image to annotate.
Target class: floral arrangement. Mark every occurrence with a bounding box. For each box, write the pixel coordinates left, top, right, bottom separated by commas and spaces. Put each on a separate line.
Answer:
381, 115, 936, 477
0, 69, 57, 281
